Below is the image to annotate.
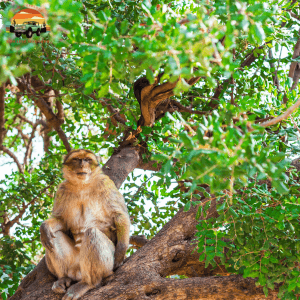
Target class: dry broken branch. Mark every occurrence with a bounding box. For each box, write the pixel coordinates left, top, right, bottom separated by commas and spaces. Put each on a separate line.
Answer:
137, 76, 201, 126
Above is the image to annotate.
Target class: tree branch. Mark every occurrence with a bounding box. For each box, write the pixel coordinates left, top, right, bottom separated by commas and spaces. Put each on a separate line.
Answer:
0, 145, 24, 173
283, 32, 300, 103
90, 94, 127, 125
169, 100, 207, 115
19, 77, 71, 152
55, 97, 64, 125
129, 235, 149, 248
268, 48, 280, 90
0, 84, 5, 146
207, 46, 265, 109
137, 160, 161, 171
1, 182, 54, 236
23, 120, 45, 166
17, 114, 34, 126
251, 98, 300, 131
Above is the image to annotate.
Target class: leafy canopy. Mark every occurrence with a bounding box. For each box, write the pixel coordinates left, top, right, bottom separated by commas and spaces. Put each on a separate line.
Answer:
0, 0, 300, 299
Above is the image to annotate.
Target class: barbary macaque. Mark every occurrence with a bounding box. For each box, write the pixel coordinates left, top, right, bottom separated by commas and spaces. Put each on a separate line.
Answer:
40, 149, 130, 300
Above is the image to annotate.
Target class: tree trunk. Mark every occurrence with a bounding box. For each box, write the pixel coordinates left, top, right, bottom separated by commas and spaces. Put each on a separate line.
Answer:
10, 146, 281, 300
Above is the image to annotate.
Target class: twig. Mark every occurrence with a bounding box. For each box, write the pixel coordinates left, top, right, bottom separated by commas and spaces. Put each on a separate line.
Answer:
284, 34, 300, 102
268, 48, 280, 89
16, 126, 29, 147
290, 12, 300, 22
17, 114, 34, 126
169, 100, 208, 115
276, 45, 283, 82
90, 94, 127, 125
290, 115, 300, 136
23, 120, 45, 166
252, 98, 300, 131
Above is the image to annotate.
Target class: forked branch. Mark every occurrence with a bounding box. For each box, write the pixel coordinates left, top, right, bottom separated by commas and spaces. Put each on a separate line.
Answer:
19, 77, 71, 152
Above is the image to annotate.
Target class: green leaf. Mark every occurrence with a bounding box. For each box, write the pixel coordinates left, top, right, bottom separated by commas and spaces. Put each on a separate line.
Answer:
184, 202, 191, 212
288, 282, 297, 292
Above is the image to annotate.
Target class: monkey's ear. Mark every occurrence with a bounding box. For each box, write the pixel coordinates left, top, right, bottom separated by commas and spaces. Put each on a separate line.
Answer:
62, 154, 70, 165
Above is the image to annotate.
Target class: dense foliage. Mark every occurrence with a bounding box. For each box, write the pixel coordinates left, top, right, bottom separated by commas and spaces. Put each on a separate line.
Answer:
0, 0, 300, 299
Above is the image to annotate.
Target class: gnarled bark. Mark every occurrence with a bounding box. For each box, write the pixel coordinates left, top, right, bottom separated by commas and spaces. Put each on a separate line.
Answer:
10, 146, 281, 300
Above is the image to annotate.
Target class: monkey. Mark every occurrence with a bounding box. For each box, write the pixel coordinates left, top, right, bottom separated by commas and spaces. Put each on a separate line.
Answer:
40, 149, 130, 300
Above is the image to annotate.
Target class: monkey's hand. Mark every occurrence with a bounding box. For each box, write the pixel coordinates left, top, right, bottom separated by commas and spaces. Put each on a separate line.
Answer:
113, 243, 127, 270
40, 222, 55, 251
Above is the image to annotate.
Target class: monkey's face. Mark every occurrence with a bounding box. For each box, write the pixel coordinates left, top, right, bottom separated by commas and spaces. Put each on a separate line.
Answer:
63, 150, 100, 184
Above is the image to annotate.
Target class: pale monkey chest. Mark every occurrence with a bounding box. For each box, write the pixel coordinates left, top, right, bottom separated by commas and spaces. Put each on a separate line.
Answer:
65, 199, 111, 233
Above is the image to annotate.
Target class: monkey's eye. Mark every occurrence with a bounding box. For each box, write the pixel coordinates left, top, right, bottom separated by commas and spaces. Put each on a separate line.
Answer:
72, 158, 79, 161
84, 158, 92, 162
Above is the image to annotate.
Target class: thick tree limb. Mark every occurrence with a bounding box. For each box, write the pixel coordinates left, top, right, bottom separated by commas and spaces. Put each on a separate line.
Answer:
11, 191, 281, 300
102, 147, 140, 189
55, 98, 64, 125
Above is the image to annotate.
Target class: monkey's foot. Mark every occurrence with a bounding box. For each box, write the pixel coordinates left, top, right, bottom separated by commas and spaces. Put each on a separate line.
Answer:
52, 277, 72, 294
62, 281, 93, 300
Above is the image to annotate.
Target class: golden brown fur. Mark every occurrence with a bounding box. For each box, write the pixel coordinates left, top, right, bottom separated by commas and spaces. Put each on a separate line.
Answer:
40, 149, 130, 300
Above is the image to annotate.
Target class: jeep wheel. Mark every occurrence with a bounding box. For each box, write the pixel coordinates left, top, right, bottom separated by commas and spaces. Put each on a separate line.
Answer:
36, 28, 41, 36
15, 32, 22, 37
26, 28, 32, 38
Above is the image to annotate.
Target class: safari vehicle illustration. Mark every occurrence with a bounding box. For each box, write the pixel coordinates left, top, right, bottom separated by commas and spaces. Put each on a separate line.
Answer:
6, 8, 50, 38
14, 21, 46, 38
